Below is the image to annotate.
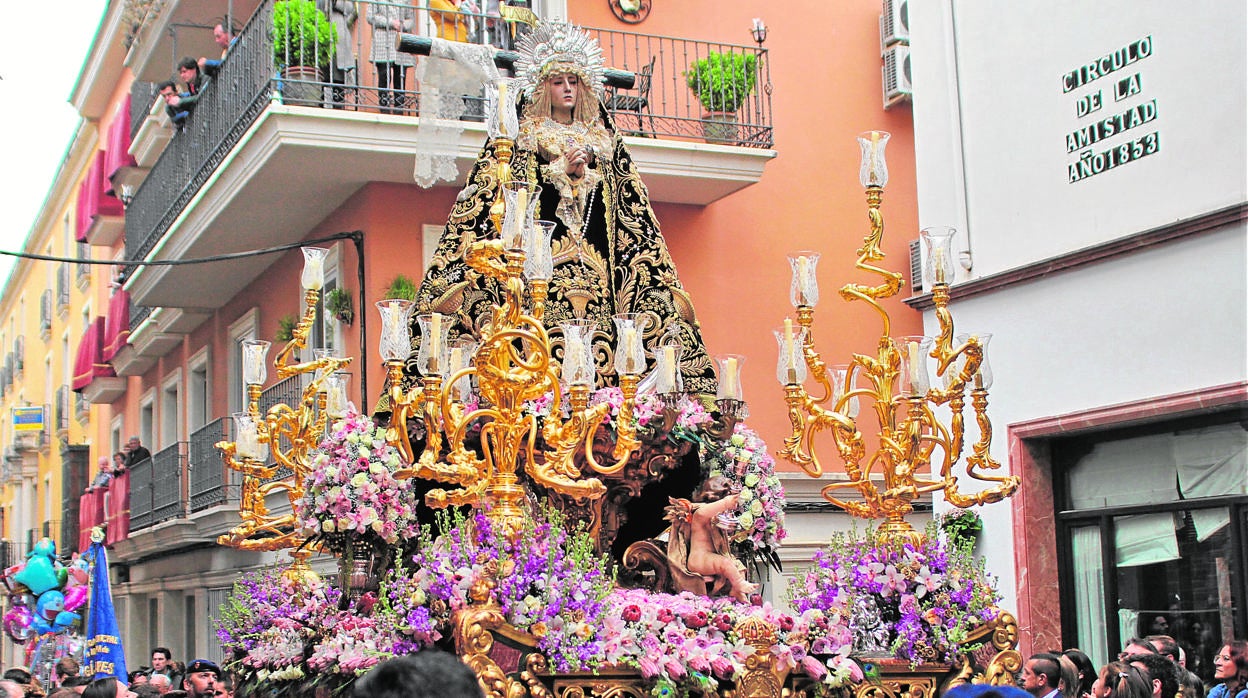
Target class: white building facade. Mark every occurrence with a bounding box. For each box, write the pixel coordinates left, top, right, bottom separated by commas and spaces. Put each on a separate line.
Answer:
910, 0, 1247, 669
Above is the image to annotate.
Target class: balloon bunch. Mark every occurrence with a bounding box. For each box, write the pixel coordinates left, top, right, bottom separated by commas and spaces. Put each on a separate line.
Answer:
1, 538, 86, 643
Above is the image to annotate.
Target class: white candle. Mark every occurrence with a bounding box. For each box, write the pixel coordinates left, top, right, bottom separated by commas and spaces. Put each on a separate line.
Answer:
723, 357, 740, 400
933, 247, 946, 284
326, 379, 347, 418
661, 346, 676, 392
302, 255, 324, 291
784, 319, 796, 361
797, 256, 809, 302
908, 341, 925, 394
429, 313, 443, 370
238, 429, 261, 460
621, 326, 638, 374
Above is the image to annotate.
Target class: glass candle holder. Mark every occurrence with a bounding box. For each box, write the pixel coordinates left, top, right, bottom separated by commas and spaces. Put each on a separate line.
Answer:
831, 364, 861, 418
232, 412, 266, 461
653, 343, 684, 394
788, 251, 820, 308
612, 313, 647, 376
920, 226, 956, 286
486, 77, 520, 140
956, 333, 994, 389
857, 130, 890, 188
417, 313, 449, 376
324, 371, 350, 419
560, 320, 596, 388
524, 220, 556, 282
447, 336, 478, 402
501, 181, 541, 251
300, 246, 328, 291
896, 336, 933, 397
716, 354, 745, 401
241, 339, 270, 386
774, 320, 808, 385
376, 300, 415, 362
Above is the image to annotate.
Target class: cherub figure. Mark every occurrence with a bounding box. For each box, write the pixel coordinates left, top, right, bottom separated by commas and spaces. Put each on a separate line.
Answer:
665, 475, 759, 602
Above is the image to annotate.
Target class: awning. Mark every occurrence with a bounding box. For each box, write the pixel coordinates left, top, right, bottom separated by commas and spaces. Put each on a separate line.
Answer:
73, 316, 116, 392
103, 289, 131, 361
103, 95, 137, 195
75, 151, 125, 242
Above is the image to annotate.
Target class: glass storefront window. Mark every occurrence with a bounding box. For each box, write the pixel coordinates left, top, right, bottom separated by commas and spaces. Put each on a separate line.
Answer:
1056, 419, 1247, 671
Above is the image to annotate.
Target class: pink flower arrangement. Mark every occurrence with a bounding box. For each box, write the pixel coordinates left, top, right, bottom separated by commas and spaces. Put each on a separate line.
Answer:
296, 407, 420, 554
700, 423, 788, 566
600, 588, 861, 693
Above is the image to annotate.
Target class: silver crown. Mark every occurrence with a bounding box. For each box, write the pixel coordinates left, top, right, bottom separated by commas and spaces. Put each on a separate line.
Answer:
514, 22, 606, 100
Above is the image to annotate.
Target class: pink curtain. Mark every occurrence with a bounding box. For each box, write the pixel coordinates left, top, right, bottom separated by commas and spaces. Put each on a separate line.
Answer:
78, 489, 107, 553
105, 470, 130, 546
103, 289, 130, 361
103, 96, 137, 194
73, 316, 115, 392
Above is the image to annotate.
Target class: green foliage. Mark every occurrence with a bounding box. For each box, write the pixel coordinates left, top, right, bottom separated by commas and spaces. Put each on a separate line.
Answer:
271, 0, 335, 68
275, 314, 298, 341
684, 51, 758, 113
325, 287, 353, 325
940, 509, 984, 551
383, 274, 418, 301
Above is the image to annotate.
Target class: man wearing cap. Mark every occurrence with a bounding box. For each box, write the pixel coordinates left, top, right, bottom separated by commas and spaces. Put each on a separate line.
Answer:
182, 660, 219, 698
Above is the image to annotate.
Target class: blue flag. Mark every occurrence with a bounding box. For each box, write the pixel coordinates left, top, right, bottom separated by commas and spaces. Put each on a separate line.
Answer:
84, 540, 127, 682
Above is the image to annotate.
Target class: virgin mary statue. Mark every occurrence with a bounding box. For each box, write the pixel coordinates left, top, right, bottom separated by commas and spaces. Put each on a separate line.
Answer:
377, 21, 718, 416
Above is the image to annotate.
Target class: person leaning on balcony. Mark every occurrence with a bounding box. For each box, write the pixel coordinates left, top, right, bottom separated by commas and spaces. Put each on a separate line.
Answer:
111, 450, 127, 476
125, 436, 152, 467
199, 20, 238, 77
366, 0, 415, 114
430, 0, 470, 43
85, 457, 113, 494
169, 57, 210, 119
157, 81, 190, 127
317, 0, 358, 107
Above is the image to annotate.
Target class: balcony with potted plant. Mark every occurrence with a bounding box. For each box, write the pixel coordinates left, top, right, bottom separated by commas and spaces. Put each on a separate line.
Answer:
110, 1, 776, 335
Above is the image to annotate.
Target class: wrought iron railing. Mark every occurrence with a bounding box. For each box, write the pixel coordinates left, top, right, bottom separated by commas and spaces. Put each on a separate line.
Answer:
129, 304, 153, 335
151, 442, 187, 523
57, 264, 71, 311
130, 80, 158, 140
124, 1, 277, 266
76, 242, 91, 283
124, 0, 772, 282
189, 418, 231, 512
128, 456, 154, 530
40, 289, 53, 334
55, 385, 71, 432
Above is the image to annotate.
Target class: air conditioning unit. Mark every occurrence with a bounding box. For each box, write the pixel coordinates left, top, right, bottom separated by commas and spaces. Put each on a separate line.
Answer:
882, 44, 913, 109
909, 239, 923, 292
880, 0, 910, 50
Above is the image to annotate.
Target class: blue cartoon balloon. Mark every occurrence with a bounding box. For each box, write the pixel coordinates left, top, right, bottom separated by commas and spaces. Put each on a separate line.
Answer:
31, 591, 79, 635
13, 539, 59, 596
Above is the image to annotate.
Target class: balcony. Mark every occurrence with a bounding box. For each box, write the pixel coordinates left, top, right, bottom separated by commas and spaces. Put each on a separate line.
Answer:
123, 0, 774, 312
109, 387, 305, 560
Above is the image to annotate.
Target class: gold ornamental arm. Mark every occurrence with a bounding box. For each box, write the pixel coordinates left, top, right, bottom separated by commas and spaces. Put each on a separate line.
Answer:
274, 288, 321, 377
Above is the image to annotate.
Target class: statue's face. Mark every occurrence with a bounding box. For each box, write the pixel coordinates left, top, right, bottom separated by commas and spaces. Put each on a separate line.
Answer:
547, 73, 579, 112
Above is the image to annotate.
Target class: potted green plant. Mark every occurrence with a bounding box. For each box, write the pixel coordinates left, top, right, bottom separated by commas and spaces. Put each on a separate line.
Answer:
271, 0, 335, 106
684, 51, 758, 144
383, 274, 418, 301
325, 287, 354, 326
275, 313, 299, 342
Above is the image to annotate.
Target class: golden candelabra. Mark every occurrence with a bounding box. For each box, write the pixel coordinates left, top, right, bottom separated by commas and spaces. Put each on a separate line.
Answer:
381, 179, 648, 536
216, 247, 353, 554
778, 131, 1019, 545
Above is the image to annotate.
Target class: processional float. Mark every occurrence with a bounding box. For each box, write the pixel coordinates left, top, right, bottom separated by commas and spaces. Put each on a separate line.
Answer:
214, 41, 1022, 698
